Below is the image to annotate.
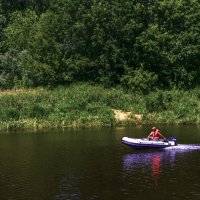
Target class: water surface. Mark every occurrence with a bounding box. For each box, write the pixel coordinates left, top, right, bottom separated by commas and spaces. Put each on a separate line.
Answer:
0, 126, 200, 200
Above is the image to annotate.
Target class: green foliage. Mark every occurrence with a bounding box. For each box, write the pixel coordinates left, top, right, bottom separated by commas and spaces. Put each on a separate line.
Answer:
0, 107, 20, 121
0, 84, 130, 129
17, 52, 57, 87
1, 0, 49, 14
146, 93, 165, 113
145, 91, 175, 112
0, 50, 23, 88
3, 10, 38, 51
0, 12, 6, 50
121, 68, 158, 94
25, 105, 47, 119
0, 0, 200, 92
1, 84, 200, 130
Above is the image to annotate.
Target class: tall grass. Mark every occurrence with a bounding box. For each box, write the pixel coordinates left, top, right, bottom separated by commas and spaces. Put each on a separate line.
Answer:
0, 84, 200, 130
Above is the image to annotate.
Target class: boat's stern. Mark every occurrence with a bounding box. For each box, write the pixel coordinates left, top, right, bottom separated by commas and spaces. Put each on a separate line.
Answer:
168, 137, 177, 146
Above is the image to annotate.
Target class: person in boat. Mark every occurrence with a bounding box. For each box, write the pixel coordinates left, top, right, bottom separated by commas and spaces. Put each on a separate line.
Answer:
147, 127, 166, 140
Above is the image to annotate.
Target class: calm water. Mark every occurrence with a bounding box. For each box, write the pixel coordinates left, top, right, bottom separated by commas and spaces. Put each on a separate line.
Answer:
0, 126, 200, 200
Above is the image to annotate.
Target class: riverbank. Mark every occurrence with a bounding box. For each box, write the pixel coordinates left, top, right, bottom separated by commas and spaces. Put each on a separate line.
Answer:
0, 84, 200, 130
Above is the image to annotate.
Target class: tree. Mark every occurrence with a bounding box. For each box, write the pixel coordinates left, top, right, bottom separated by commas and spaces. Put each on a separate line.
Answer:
1, 0, 49, 14
0, 0, 200, 91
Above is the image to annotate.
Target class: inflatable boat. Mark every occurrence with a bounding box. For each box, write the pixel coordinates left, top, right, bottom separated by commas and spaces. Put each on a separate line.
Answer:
122, 137, 177, 149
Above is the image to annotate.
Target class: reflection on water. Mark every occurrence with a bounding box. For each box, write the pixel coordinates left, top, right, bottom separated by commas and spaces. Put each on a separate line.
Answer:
152, 154, 160, 188
0, 127, 200, 200
123, 146, 200, 190
123, 150, 176, 172
123, 151, 172, 190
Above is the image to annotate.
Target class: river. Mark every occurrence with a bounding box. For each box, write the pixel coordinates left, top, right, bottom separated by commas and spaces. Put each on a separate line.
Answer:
0, 125, 200, 200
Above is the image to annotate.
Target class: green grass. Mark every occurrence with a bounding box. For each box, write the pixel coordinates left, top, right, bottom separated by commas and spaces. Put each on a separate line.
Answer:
0, 84, 200, 130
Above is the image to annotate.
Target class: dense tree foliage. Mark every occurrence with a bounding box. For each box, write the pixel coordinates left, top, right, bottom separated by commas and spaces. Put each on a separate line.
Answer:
0, 0, 200, 92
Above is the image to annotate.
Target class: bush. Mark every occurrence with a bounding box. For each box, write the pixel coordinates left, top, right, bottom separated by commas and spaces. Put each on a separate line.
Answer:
0, 84, 200, 130
0, 107, 20, 121
25, 104, 47, 118
121, 68, 158, 94
145, 92, 165, 112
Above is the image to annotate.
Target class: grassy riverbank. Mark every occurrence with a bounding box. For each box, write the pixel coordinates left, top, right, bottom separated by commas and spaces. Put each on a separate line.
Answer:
0, 84, 200, 130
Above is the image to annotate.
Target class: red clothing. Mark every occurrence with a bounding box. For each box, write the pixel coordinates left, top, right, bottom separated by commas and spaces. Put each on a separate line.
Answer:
149, 129, 161, 139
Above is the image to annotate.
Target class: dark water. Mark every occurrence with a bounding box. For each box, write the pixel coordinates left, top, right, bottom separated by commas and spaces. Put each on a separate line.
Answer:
0, 126, 200, 200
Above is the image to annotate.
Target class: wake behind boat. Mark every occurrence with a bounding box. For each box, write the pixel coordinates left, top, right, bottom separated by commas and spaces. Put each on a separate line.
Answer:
122, 137, 177, 149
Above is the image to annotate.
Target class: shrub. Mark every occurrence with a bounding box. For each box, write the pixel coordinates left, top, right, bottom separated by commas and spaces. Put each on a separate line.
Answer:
0, 107, 20, 121
25, 104, 47, 118
121, 68, 158, 94
145, 92, 165, 112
